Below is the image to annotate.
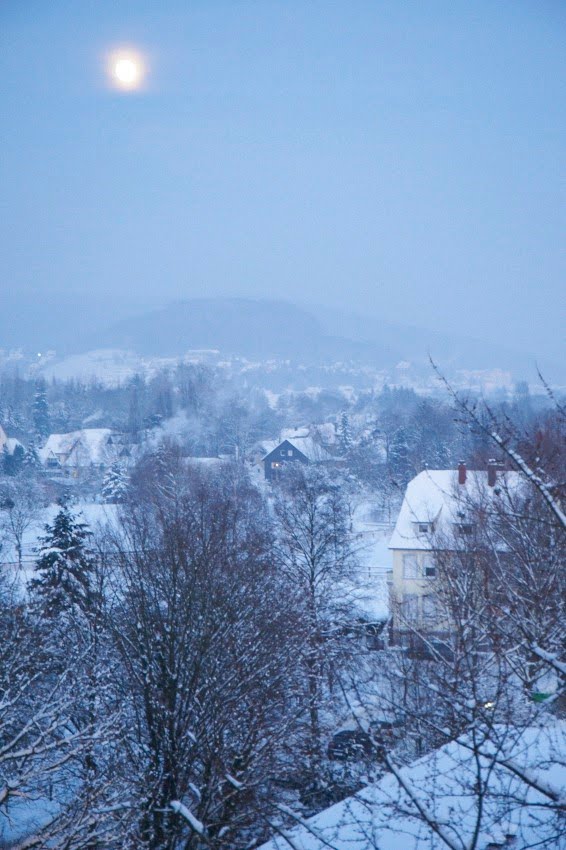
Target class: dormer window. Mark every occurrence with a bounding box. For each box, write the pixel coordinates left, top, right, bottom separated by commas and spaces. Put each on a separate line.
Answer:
455, 522, 474, 536
418, 523, 430, 534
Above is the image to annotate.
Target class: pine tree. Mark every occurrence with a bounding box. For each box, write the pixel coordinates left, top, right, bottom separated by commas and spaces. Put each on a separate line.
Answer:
2, 444, 25, 476
31, 504, 95, 619
101, 461, 129, 503
32, 379, 50, 438
338, 411, 353, 455
22, 437, 42, 474
388, 425, 413, 486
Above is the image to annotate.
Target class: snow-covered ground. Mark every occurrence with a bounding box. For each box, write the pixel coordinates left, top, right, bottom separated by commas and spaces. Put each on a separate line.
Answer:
0, 502, 119, 588
349, 500, 392, 622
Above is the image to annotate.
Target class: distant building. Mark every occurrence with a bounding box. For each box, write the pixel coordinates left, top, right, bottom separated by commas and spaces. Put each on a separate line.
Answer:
0, 424, 23, 457
39, 429, 123, 478
262, 435, 333, 481
388, 462, 522, 647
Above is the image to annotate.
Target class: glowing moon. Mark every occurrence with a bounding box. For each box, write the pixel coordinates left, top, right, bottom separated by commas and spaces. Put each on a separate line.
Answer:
107, 49, 146, 91
115, 58, 139, 85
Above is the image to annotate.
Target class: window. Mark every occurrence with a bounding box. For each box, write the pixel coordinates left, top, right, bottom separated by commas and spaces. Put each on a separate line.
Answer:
287, 449, 293, 456
455, 522, 474, 536
418, 523, 430, 534
422, 595, 437, 620
280, 449, 286, 456
403, 554, 420, 579
423, 558, 436, 578
402, 594, 418, 620
271, 461, 282, 469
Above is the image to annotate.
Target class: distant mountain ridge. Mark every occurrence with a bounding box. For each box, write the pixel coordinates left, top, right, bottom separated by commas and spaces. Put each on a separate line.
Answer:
0, 294, 560, 382
88, 297, 555, 379
87, 298, 400, 364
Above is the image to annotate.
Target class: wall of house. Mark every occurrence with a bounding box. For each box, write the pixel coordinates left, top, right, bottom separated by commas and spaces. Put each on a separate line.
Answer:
389, 548, 447, 635
264, 440, 308, 480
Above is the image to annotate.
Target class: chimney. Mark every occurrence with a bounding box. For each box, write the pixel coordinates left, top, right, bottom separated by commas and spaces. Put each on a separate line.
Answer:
458, 461, 467, 485
487, 459, 497, 487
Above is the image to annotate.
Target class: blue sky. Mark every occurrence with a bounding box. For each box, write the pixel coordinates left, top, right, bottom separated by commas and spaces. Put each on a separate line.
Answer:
1, 1, 564, 356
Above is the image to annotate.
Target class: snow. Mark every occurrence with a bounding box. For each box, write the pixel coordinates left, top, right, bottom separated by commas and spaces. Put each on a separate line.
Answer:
4, 437, 23, 455
170, 801, 205, 835
258, 722, 566, 850
39, 429, 117, 468
388, 469, 523, 551
348, 501, 392, 621
0, 502, 119, 575
40, 348, 142, 385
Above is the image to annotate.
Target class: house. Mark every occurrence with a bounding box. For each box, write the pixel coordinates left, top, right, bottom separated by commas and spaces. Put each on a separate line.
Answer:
262, 435, 333, 481
388, 462, 522, 644
39, 429, 121, 477
0, 424, 25, 470
0, 424, 23, 456
258, 722, 565, 850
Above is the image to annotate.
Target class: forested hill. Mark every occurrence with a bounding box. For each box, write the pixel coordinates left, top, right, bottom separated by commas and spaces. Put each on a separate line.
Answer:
0, 294, 560, 381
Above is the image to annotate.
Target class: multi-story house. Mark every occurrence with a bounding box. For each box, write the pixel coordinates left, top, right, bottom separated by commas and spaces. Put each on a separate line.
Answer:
388, 462, 522, 648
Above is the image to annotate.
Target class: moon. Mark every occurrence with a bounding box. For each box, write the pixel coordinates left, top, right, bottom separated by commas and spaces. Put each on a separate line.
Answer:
107, 49, 146, 91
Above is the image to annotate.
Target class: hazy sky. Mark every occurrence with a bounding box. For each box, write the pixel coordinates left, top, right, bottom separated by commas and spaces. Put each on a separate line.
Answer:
1, 1, 564, 356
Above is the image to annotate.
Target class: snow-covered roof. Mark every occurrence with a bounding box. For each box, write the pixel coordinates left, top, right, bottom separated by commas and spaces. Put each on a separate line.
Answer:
389, 469, 523, 551
3, 437, 23, 455
259, 722, 566, 850
281, 427, 310, 440
0, 427, 23, 455
259, 440, 281, 458
39, 429, 116, 467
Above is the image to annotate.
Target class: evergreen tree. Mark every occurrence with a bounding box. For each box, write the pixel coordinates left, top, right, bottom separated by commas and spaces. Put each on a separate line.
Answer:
31, 503, 95, 618
2, 443, 25, 476
388, 425, 413, 487
338, 411, 353, 454
32, 379, 50, 438
101, 461, 129, 503
22, 437, 42, 474
127, 374, 145, 443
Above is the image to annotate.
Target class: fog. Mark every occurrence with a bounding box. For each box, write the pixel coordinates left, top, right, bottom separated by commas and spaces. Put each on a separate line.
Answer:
1, 1, 564, 362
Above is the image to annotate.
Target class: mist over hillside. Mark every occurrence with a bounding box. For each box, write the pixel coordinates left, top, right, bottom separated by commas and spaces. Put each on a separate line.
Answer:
1, 294, 559, 385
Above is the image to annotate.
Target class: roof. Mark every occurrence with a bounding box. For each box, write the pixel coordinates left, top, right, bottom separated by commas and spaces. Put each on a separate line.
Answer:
39, 429, 115, 467
263, 437, 333, 463
389, 469, 523, 551
258, 722, 566, 850
3, 437, 23, 455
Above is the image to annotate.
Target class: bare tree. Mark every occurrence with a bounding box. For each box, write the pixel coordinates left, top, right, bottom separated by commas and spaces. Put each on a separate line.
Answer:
0, 477, 44, 569
273, 465, 361, 803
106, 458, 305, 849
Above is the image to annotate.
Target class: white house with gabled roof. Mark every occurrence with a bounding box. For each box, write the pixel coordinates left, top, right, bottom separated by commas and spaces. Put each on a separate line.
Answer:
388, 462, 523, 639
39, 429, 123, 477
